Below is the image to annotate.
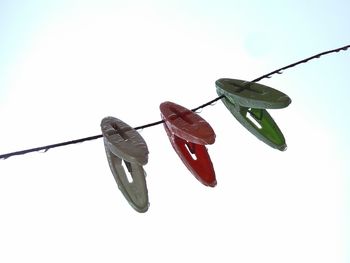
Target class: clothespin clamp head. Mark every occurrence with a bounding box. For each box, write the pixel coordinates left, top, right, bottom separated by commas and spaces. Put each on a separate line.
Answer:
160, 101, 217, 187
101, 116, 149, 213
216, 78, 291, 151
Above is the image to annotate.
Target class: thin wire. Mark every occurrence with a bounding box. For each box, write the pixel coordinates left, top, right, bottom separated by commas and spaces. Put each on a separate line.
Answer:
0, 135, 103, 159
191, 44, 350, 112
134, 120, 165, 130
1, 44, 349, 160
251, 44, 350, 82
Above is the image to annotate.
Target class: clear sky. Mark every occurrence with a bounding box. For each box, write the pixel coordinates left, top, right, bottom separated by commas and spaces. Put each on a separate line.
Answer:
0, 1, 349, 262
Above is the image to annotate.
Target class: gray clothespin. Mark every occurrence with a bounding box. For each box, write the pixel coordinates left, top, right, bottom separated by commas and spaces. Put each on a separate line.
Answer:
101, 116, 149, 213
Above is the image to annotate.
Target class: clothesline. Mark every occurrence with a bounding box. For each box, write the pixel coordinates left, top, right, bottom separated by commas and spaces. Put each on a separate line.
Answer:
1, 44, 349, 160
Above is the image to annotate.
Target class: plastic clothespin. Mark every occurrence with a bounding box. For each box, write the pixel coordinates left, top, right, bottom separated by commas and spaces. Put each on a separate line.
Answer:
160, 101, 217, 187
216, 78, 291, 151
101, 116, 149, 213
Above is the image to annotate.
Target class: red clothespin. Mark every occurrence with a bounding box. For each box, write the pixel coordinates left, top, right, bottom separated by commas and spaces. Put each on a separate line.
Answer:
160, 101, 217, 187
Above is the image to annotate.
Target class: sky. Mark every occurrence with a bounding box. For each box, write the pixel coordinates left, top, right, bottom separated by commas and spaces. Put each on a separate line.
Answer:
0, 0, 349, 262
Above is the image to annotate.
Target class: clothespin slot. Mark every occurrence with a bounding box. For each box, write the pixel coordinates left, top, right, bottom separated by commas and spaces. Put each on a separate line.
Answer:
101, 116, 149, 213
160, 101, 217, 187
216, 78, 291, 151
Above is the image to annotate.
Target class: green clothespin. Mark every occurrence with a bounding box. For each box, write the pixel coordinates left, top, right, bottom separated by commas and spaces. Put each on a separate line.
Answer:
216, 78, 291, 151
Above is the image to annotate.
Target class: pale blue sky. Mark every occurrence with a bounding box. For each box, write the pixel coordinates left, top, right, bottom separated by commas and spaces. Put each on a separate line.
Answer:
0, 1, 349, 262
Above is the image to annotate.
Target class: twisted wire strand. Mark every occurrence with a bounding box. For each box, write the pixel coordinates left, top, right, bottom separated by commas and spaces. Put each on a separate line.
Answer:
1, 44, 349, 160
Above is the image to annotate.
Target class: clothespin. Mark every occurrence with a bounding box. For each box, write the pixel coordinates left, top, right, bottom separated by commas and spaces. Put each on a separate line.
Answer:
101, 116, 149, 213
216, 78, 291, 151
160, 101, 217, 187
